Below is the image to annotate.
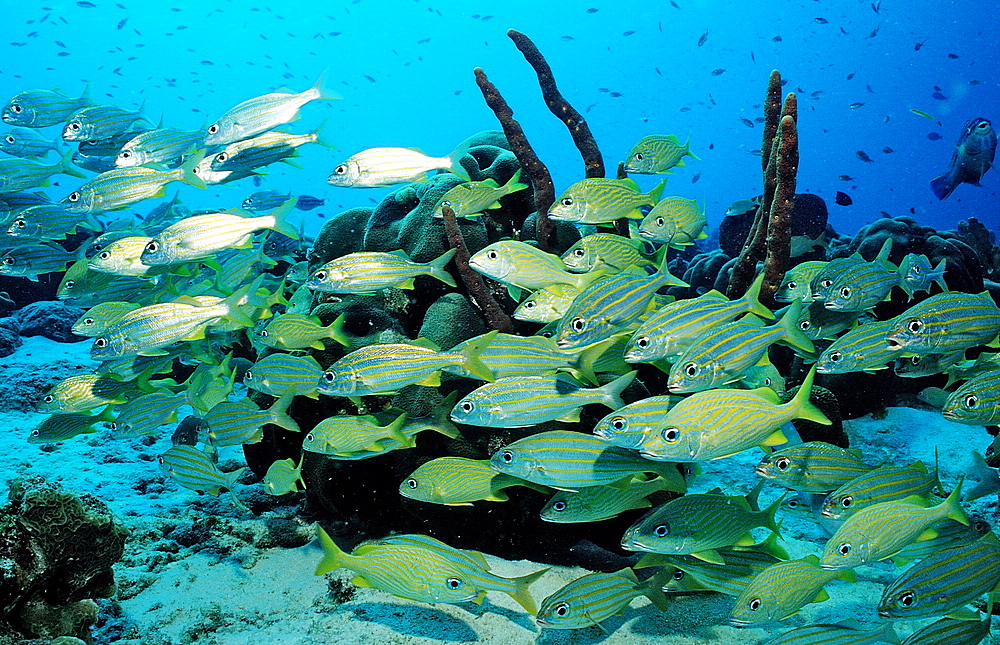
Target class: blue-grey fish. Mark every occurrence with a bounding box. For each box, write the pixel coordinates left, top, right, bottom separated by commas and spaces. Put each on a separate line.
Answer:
899, 615, 992, 645
886, 291, 1000, 355
0, 151, 86, 191
796, 301, 864, 341
942, 369, 1000, 425
204, 393, 299, 446
209, 123, 331, 171
0, 242, 80, 280
729, 555, 856, 626
109, 390, 186, 437
756, 442, 871, 493
0, 128, 61, 158
6, 204, 100, 240
893, 351, 966, 378
244, 352, 323, 399
452, 372, 634, 429
821, 460, 942, 520
548, 177, 665, 225
540, 475, 679, 523
431, 169, 528, 220
624, 134, 699, 174
2, 86, 91, 128
115, 128, 205, 167
328, 144, 471, 187
62, 153, 206, 213
964, 451, 1000, 501
592, 394, 681, 449
815, 318, 902, 374
817, 238, 899, 312
0, 191, 50, 220
762, 621, 898, 645
637, 541, 786, 597
62, 104, 150, 141
535, 568, 670, 630
893, 516, 993, 563
71, 148, 117, 173
490, 429, 684, 492
204, 72, 335, 146
898, 253, 947, 298
819, 482, 968, 569
306, 249, 456, 293
878, 537, 1000, 618
931, 117, 997, 200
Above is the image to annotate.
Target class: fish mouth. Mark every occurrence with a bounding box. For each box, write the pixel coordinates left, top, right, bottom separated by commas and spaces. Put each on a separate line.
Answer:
885, 337, 903, 350
729, 618, 751, 628
753, 466, 769, 477
877, 610, 891, 618
941, 409, 957, 419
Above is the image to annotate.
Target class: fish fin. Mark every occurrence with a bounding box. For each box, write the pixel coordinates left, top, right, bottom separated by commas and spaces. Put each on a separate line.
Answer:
691, 549, 726, 565
267, 391, 300, 433
742, 271, 776, 319
812, 588, 830, 603
941, 476, 969, 525
787, 365, 832, 425
415, 372, 442, 387
734, 533, 757, 546
396, 278, 415, 290
761, 429, 789, 446
944, 607, 981, 621
427, 247, 457, 287
776, 299, 815, 355
507, 285, 523, 301
555, 408, 582, 423
446, 141, 472, 181
836, 568, 857, 583
502, 168, 529, 195
930, 171, 957, 200
310, 69, 341, 101
507, 567, 549, 615
457, 329, 498, 382
59, 149, 87, 178
427, 391, 461, 439
597, 370, 638, 409
385, 412, 414, 448
573, 337, 617, 386
933, 258, 949, 291
484, 490, 509, 502
646, 178, 667, 204
643, 567, 674, 612
350, 575, 374, 588
267, 198, 301, 240
314, 526, 348, 575
324, 313, 349, 346
874, 237, 894, 266
178, 150, 208, 189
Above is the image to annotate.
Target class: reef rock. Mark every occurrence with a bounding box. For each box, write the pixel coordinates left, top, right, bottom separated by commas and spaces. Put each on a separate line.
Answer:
15, 300, 86, 343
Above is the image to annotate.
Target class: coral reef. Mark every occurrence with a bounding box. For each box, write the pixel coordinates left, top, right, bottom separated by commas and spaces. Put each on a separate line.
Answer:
15, 301, 86, 343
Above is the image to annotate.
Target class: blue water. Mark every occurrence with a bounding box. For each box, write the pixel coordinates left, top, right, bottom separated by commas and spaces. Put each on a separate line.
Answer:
5, 0, 996, 237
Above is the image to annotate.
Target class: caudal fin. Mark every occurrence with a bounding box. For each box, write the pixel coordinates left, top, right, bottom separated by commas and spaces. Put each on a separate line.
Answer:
788, 365, 832, 425
427, 248, 458, 288
458, 330, 497, 382
930, 171, 957, 200
507, 567, 549, 615
597, 370, 637, 409
268, 390, 300, 433
777, 299, 815, 355
315, 526, 350, 575
266, 198, 301, 240
179, 150, 208, 189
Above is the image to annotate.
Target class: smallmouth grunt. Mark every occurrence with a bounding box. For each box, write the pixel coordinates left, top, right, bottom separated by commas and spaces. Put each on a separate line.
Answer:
623, 134, 699, 174
306, 248, 456, 293
548, 177, 665, 225
328, 144, 471, 187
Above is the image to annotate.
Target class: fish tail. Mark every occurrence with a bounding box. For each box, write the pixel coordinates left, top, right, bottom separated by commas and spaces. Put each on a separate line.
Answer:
761, 494, 785, 534
942, 476, 969, 525
310, 118, 336, 149
573, 337, 616, 386
777, 300, 815, 355
458, 330, 497, 382
932, 258, 949, 291
682, 134, 700, 161
507, 567, 549, 616
930, 170, 957, 200
428, 391, 462, 439
385, 412, 414, 448
964, 451, 1000, 501
877, 623, 900, 645
874, 237, 894, 266
315, 526, 351, 575
267, 198, 301, 240
741, 271, 775, 319
78, 81, 93, 105
597, 370, 637, 409
178, 150, 208, 189
323, 313, 349, 347
310, 69, 342, 101
643, 567, 674, 612
427, 248, 458, 287
654, 247, 688, 287
268, 391, 300, 433
651, 463, 688, 493
59, 149, 87, 179
221, 282, 256, 327
788, 365, 831, 425
646, 178, 667, 204
445, 140, 472, 181
502, 168, 529, 196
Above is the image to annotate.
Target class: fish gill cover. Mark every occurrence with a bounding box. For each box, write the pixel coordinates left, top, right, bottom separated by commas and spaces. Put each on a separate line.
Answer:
0, 1, 998, 644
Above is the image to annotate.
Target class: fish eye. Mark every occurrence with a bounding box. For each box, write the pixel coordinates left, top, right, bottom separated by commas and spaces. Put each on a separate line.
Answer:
109, 422, 118, 431
909, 356, 921, 365
322, 370, 336, 383
460, 400, 474, 413
69, 123, 80, 131
653, 523, 669, 537
820, 278, 833, 288
573, 248, 585, 258
775, 457, 790, 470
798, 320, 811, 331
216, 152, 228, 163
837, 543, 851, 556
554, 602, 570, 617
3, 135, 13, 144
333, 164, 348, 175
68, 191, 81, 202
305, 433, 314, 442
973, 520, 989, 532
208, 123, 220, 134
244, 370, 253, 381
43, 395, 54, 403
552, 500, 567, 511
522, 301, 536, 309
119, 150, 131, 159
898, 591, 915, 607
787, 498, 801, 509
839, 286, 851, 298
560, 197, 573, 207
2, 257, 15, 265
634, 153, 643, 161
786, 281, 797, 289
486, 250, 498, 261
764, 377, 773, 386
500, 450, 514, 464
906, 319, 922, 333
840, 496, 853, 508
964, 395, 979, 408
83, 317, 94, 325
406, 478, 418, 489
31, 429, 40, 437
829, 351, 842, 363
636, 336, 649, 349
64, 280, 75, 289
13, 219, 25, 228
446, 577, 462, 590
570, 318, 586, 332
99, 251, 111, 260
683, 363, 698, 377
314, 270, 327, 281
655, 217, 665, 227
10, 104, 22, 114
662, 427, 680, 443
94, 338, 107, 348
610, 417, 627, 431
441, 200, 450, 207
672, 569, 684, 580
748, 598, 762, 611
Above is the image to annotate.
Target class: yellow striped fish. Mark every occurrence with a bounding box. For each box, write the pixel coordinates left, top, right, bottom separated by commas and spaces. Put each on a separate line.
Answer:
548, 177, 665, 225
899, 615, 992, 645
637, 541, 785, 597
815, 318, 902, 373
303, 412, 412, 456
0, 151, 86, 192
886, 291, 1000, 355
942, 369, 1000, 425
210, 122, 332, 171
61, 152, 206, 213
730, 555, 856, 626
535, 568, 670, 630
262, 457, 305, 495
820, 481, 968, 569
539, 475, 679, 523
37, 372, 135, 414
87, 236, 161, 276
26, 407, 115, 443
306, 249, 456, 293
561, 233, 653, 273
637, 196, 708, 249
468, 240, 595, 293
449, 333, 612, 384
72, 301, 141, 337
62, 103, 149, 141
776, 260, 828, 302
431, 169, 528, 220
399, 456, 532, 506
255, 313, 348, 351
513, 284, 583, 323
762, 621, 898, 645
204, 393, 299, 446
327, 144, 470, 187
898, 253, 948, 299
592, 394, 682, 449
893, 516, 993, 562
796, 302, 863, 341
108, 390, 186, 437
244, 353, 323, 399
819, 241, 900, 312
821, 460, 942, 520
623, 134, 699, 174
3, 86, 91, 128
158, 444, 247, 510
755, 442, 871, 493
115, 128, 206, 167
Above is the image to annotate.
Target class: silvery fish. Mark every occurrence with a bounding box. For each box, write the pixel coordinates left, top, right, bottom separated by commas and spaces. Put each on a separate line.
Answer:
319, 334, 495, 398
7, 204, 100, 240
623, 134, 699, 174
62, 104, 150, 141
878, 538, 1000, 618
62, 153, 206, 213
306, 249, 456, 293
489, 429, 684, 492
818, 239, 899, 312
431, 169, 528, 220
0, 151, 86, 192
141, 199, 298, 265
776, 261, 828, 303
548, 177, 665, 225
71, 149, 117, 173
535, 568, 670, 630
191, 153, 260, 185
540, 475, 678, 523
639, 366, 830, 462
819, 482, 968, 569
898, 253, 947, 298
513, 285, 582, 323
964, 451, 1000, 502
158, 444, 247, 510
2, 86, 91, 128
72, 301, 141, 337
108, 390, 186, 437
328, 144, 470, 187
209, 122, 332, 172
452, 372, 634, 429
729, 555, 856, 626
637, 196, 708, 249
592, 394, 681, 449
899, 615, 993, 645
941, 369, 1000, 425
0, 242, 80, 280
468, 240, 596, 294
400, 456, 530, 506
262, 457, 305, 495
255, 313, 348, 351
115, 128, 205, 167
815, 318, 902, 374
244, 353, 323, 399
886, 291, 1000, 355
930, 117, 997, 200
204, 72, 335, 146
561, 233, 653, 273
756, 442, 871, 493
821, 461, 942, 520
621, 485, 782, 563
0, 128, 61, 158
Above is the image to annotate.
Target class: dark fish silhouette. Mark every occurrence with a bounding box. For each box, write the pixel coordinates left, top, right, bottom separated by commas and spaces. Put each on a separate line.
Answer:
930, 117, 997, 200
839, 175, 854, 181
927, 132, 943, 141
835, 191, 853, 206
698, 29, 709, 46
711, 69, 726, 76
856, 150, 874, 163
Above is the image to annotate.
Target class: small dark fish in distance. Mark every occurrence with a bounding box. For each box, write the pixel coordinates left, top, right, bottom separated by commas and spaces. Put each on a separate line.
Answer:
598, 88, 611, 93
915, 40, 927, 50
847, 72, 856, 80
77, 1, 96, 6
740, 118, 754, 128
927, 132, 943, 140
872, 1, 881, 13
561, 35, 574, 41
587, 8, 599, 12
655, 68, 662, 76
850, 102, 865, 109
117, 18, 127, 29
622, 30, 636, 36
295, 195, 325, 211
814, 17, 829, 24
670, 1, 679, 8
856, 150, 874, 163
866, 84, 875, 93
883, 147, 894, 153
691, 173, 701, 183
417, 38, 430, 44
772, 35, 782, 42
867, 26, 880, 38
835, 191, 853, 206
948, 53, 959, 59
698, 29, 709, 46
364, 75, 376, 82
840, 27, 848, 34
711, 69, 726, 76
970, 80, 982, 85
932, 91, 947, 100
839, 175, 854, 181
609, 92, 623, 97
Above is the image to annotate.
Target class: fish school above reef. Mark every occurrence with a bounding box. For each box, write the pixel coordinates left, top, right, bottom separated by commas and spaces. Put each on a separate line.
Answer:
1, 28, 999, 645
